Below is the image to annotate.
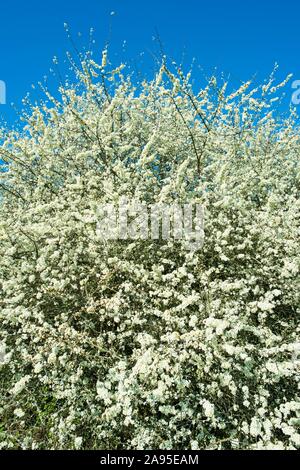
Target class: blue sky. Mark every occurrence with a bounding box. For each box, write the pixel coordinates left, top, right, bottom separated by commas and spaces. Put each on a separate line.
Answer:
1, 0, 300, 125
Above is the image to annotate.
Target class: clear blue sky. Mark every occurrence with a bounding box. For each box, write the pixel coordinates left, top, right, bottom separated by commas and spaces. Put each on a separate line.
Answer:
1, 0, 300, 125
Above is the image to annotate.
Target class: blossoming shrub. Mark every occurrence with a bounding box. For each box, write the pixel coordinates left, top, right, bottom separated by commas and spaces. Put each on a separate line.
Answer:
0, 54, 299, 449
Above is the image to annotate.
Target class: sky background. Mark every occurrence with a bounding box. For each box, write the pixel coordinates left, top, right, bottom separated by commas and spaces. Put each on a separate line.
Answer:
1, 0, 300, 125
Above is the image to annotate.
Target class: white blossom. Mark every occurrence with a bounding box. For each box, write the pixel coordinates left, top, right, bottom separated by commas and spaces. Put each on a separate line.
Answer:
0, 51, 299, 451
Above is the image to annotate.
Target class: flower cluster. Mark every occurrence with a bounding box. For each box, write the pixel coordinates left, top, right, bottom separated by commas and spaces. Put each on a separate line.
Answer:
0, 52, 299, 450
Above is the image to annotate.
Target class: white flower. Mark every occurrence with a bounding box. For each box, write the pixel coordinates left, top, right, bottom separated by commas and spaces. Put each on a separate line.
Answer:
257, 301, 274, 312
74, 437, 83, 450
101, 49, 108, 68
189, 315, 198, 327
291, 434, 300, 447
48, 353, 57, 364
14, 408, 25, 418
250, 417, 262, 437
0, 342, 6, 364
34, 363, 43, 374
10, 376, 30, 396
191, 440, 199, 450
202, 400, 215, 418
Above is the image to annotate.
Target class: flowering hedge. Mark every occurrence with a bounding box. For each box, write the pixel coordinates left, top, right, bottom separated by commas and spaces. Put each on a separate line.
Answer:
0, 52, 299, 449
